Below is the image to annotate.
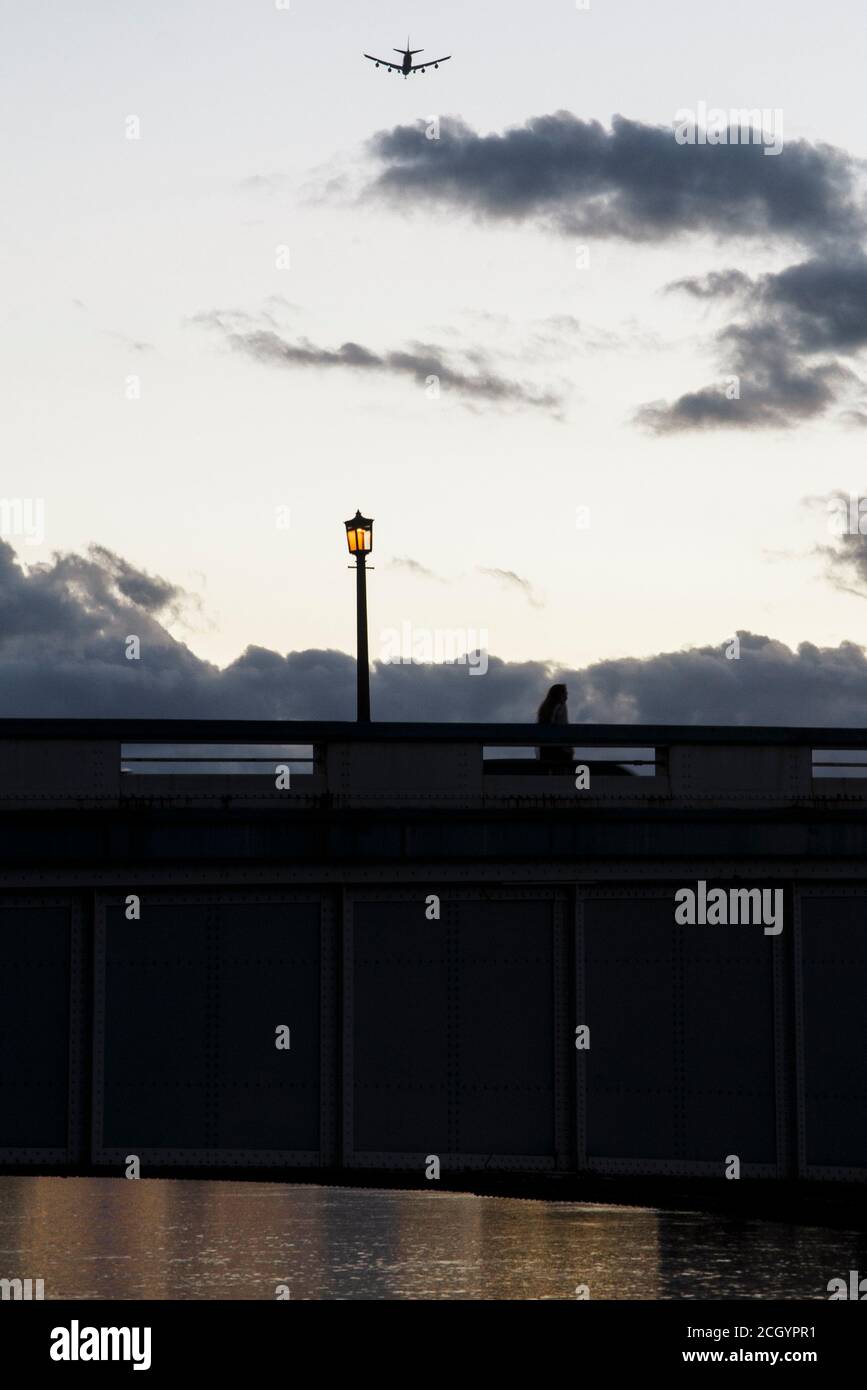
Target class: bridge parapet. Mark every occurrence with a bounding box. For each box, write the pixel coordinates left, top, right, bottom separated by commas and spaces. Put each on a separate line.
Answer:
0, 720, 862, 809
0, 717, 866, 1186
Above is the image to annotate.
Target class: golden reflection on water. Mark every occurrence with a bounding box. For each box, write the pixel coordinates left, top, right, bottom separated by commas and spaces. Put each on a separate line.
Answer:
0, 1177, 860, 1300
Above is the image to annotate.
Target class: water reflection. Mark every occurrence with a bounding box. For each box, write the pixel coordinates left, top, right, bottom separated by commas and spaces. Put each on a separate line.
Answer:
0, 1177, 862, 1300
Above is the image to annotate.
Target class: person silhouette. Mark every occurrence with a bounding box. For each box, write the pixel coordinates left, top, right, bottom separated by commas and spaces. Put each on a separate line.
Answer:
536, 683, 573, 768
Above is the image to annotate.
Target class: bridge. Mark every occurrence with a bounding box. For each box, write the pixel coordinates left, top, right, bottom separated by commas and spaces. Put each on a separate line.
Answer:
1, 719, 865, 1195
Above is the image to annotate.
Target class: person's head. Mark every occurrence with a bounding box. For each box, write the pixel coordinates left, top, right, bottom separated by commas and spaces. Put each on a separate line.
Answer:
537, 683, 568, 723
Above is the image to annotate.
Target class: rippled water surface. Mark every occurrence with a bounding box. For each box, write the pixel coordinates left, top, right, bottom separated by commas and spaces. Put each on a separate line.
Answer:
0, 1177, 863, 1300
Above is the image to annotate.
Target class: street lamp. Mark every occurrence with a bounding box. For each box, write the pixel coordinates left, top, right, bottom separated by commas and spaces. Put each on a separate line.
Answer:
344, 510, 373, 721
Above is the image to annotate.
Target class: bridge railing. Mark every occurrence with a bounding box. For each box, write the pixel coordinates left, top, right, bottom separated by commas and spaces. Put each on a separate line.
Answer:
1, 720, 867, 806
120, 743, 317, 776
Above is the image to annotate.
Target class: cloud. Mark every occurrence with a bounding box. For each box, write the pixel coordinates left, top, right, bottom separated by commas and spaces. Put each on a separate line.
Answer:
807, 489, 867, 596
637, 355, 849, 433
522, 313, 637, 359
562, 631, 867, 726
665, 270, 754, 300
238, 172, 295, 193
640, 255, 867, 431
758, 256, 867, 354
106, 331, 155, 353
4, 543, 189, 633
388, 557, 447, 582
194, 316, 563, 414
190, 304, 290, 332
467, 310, 630, 355
388, 559, 544, 599
0, 540, 333, 719
6, 543, 867, 725
361, 112, 867, 431
477, 566, 544, 607
366, 113, 862, 250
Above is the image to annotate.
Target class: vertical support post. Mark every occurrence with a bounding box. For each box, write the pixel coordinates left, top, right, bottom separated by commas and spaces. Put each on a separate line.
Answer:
356, 553, 370, 722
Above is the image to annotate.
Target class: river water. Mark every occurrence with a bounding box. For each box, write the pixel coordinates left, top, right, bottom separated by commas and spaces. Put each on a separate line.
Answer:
0, 1177, 862, 1300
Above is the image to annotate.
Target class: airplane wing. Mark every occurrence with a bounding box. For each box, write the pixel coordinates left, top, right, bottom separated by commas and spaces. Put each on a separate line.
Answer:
410, 55, 451, 70
364, 53, 396, 66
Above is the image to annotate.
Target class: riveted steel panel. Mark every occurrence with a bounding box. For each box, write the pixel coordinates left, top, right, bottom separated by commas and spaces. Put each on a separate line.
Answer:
344, 888, 568, 1172
669, 744, 810, 803
0, 893, 85, 1164
327, 741, 483, 804
92, 889, 335, 1168
0, 740, 119, 804
794, 888, 867, 1180
578, 886, 784, 1178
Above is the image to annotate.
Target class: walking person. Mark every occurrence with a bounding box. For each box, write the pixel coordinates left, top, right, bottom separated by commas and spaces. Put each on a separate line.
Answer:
536, 683, 573, 768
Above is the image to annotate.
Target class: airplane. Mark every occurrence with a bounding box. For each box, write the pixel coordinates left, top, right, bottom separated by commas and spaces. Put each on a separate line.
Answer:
364, 37, 451, 78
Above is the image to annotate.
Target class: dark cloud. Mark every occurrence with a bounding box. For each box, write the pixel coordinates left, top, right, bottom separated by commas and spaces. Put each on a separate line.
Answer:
0, 540, 327, 719
366, 113, 862, 250
4, 542, 867, 725
763, 257, 867, 352
0, 543, 187, 641
364, 112, 867, 431
194, 317, 562, 413
665, 270, 754, 300
562, 631, 867, 726
637, 354, 849, 433
84, 545, 185, 614
640, 255, 867, 432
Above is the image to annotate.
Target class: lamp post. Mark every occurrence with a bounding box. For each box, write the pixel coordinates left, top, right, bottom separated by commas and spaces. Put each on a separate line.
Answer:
344, 510, 373, 721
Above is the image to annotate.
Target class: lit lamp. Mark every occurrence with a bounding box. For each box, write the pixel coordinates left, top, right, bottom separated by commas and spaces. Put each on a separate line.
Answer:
344, 510, 374, 721
344, 512, 373, 558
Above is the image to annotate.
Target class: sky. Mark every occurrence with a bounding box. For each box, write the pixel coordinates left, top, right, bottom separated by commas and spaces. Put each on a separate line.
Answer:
3, 0, 867, 721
